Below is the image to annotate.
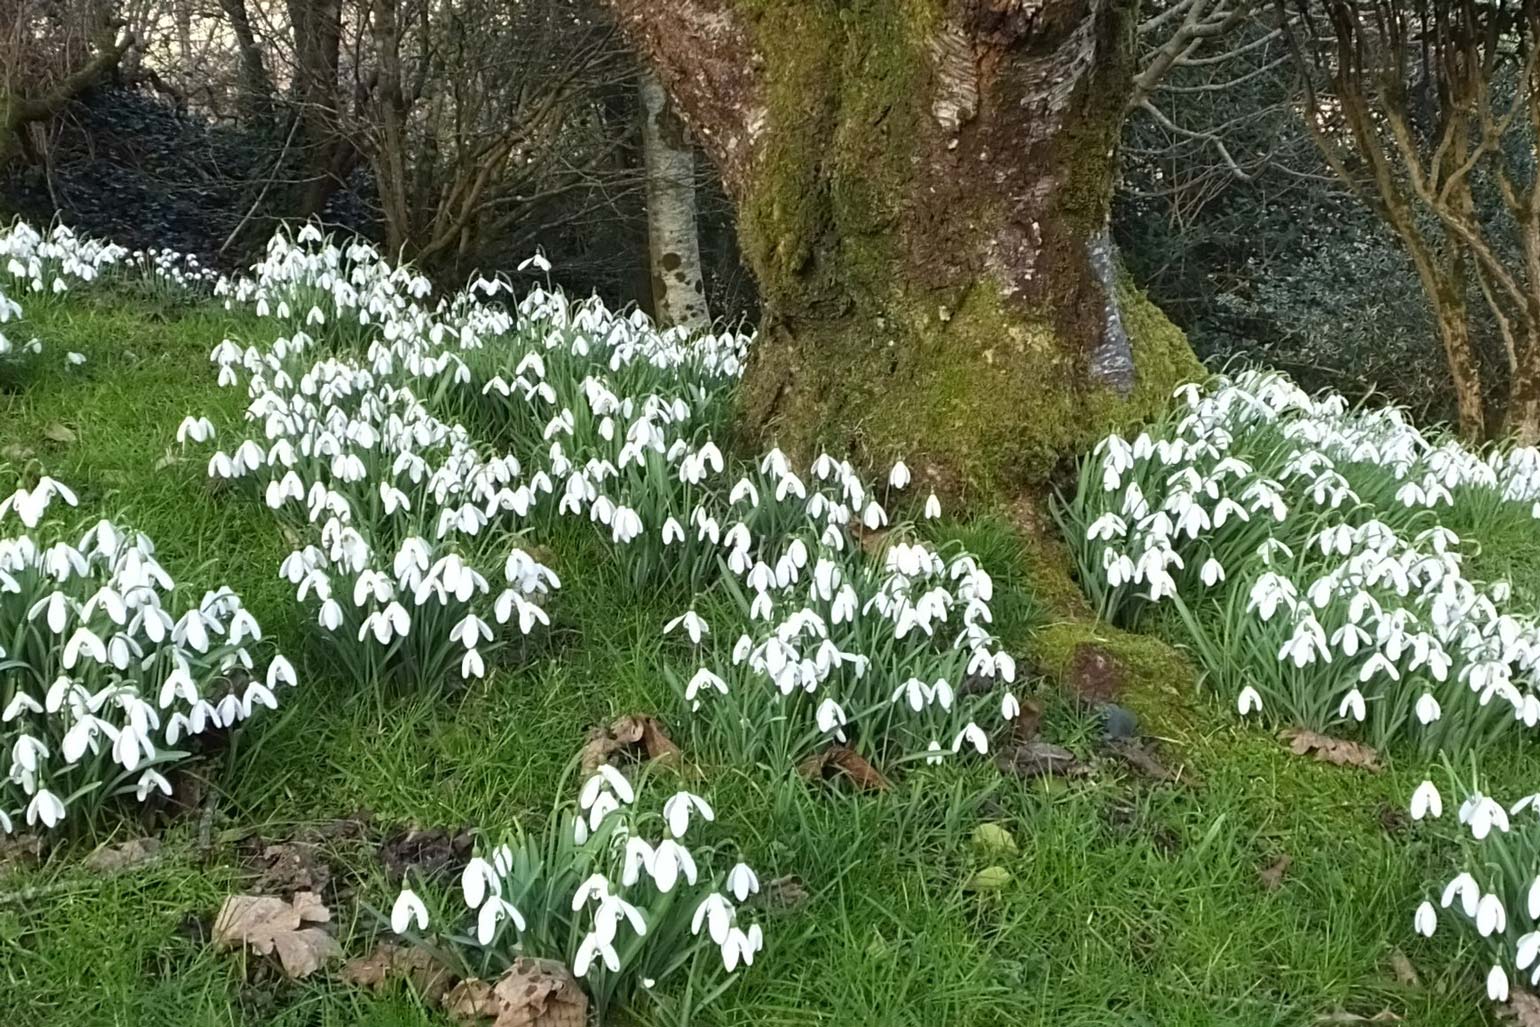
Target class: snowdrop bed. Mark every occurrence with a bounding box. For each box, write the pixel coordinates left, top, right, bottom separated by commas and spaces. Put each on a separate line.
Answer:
0, 474, 295, 835
1061, 369, 1540, 1005
13, 217, 1540, 1017
137, 225, 1029, 1011
1, 221, 218, 368
180, 227, 1024, 770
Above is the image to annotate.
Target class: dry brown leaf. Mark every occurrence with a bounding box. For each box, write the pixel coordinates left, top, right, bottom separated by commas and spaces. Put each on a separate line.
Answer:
42, 422, 76, 444
445, 957, 587, 1027
995, 740, 1088, 780
1507, 990, 1540, 1026
578, 714, 681, 776
0, 834, 46, 877
1104, 736, 1195, 784
853, 525, 891, 558
1388, 948, 1419, 987
1281, 728, 1382, 772
379, 827, 474, 885
1259, 854, 1292, 891
249, 839, 330, 895
796, 745, 891, 790
1314, 1012, 1402, 1025
748, 874, 809, 911
341, 942, 458, 1004
1012, 698, 1044, 744
84, 837, 162, 873
444, 978, 502, 1022
213, 891, 342, 978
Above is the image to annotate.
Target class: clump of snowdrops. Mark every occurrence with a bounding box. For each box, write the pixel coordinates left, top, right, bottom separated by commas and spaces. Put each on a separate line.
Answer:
1408, 766, 1540, 1004
656, 455, 1020, 769
390, 767, 764, 1022
0, 221, 219, 369
1059, 369, 1540, 753
0, 221, 125, 366
187, 226, 1020, 769
180, 229, 561, 690
1063, 369, 1540, 1010
0, 475, 295, 834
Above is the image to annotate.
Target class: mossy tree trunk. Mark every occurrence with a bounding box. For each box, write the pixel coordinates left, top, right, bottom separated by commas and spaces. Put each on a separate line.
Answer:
607, 0, 1199, 496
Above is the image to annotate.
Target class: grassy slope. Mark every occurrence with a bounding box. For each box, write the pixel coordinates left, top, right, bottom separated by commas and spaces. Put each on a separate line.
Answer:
0, 291, 1517, 1027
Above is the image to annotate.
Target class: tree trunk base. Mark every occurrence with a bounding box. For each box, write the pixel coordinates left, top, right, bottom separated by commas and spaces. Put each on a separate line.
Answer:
740, 276, 1200, 498
1006, 493, 1198, 741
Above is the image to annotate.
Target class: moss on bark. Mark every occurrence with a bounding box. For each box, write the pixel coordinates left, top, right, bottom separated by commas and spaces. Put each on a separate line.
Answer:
742, 274, 1201, 498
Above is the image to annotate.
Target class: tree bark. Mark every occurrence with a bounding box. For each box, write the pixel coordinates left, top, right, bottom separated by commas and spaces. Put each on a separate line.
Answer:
640, 68, 711, 331
0, 30, 135, 168
218, 0, 275, 125
285, 0, 353, 218
606, 0, 1197, 495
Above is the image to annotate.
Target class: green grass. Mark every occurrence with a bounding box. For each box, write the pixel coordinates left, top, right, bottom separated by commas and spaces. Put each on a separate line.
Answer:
0, 294, 1514, 1027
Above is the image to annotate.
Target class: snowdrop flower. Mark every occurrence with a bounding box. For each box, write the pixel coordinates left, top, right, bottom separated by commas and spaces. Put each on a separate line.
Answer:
651, 839, 698, 892
600, 835, 650, 888
462, 857, 500, 908
1337, 689, 1366, 722
951, 722, 988, 755
26, 789, 65, 829
726, 863, 759, 902
815, 698, 848, 742
1410, 689, 1435, 723
1000, 692, 1020, 721
1199, 557, 1225, 587
267, 655, 296, 690
573, 930, 620, 977
685, 667, 728, 705
720, 924, 763, 971
1410, 781, 1442, 820
1413, 900, 1437, 937
1236, 685, 1263, 716
1461, 794, 1510, 839
889, 461, 911, 489
662, 791, 714, 838
665, 609, 710, 644
1520, 932, 1540, 971
476, 897, 525, 944
319, 598, 344, 631
1357, 651, 1399, 682
579, 765, 635, 808
176, 415, 215, 443
924, 492, 942, 519
1442, 872, 1480, 916
692, 892, 735, 944
1488, 964, 1510, 1002
1477, 893, 1507, 936
136, 768, 172, 801
391, 889, 429, 933
61, 626, 107, 669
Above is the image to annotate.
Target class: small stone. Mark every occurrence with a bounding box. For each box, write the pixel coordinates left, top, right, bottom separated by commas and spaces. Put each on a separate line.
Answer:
1100, 704, 1138, 740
